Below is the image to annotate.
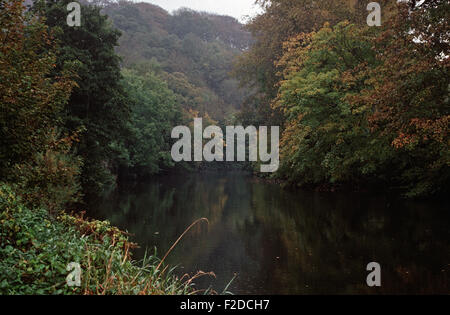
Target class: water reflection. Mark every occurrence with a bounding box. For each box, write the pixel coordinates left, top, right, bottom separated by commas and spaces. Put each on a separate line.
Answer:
89, 171, 450, 294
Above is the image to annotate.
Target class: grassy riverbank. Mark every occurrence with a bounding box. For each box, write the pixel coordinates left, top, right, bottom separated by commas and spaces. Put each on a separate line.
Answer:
0, 183, 211, 295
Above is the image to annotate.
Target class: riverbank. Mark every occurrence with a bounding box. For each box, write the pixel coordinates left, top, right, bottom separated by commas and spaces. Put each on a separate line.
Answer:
0, 183, 205, 295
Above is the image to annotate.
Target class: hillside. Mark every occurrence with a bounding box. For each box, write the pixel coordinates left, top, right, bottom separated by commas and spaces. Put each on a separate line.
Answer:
102, 1, 253, 122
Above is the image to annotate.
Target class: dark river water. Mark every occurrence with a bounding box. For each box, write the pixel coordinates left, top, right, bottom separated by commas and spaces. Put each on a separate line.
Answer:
89, 171, 450, 294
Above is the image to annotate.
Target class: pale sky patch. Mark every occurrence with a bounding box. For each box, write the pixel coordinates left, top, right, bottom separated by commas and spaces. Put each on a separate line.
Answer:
141, 0, 263, 23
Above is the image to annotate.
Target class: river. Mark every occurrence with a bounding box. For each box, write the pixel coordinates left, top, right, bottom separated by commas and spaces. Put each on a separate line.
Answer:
89, 171, 450, 294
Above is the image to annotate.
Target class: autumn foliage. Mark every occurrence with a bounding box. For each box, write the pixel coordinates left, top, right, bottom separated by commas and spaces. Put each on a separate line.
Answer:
235, 0, 449, 197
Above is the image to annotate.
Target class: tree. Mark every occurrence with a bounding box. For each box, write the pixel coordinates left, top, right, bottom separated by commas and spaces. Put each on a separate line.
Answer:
0, 0, 81, 210
121, 68, 181, 177
275, 22, 389, 189
34, 0, 131, 194
351, 0, 450, 197
104, 1, 250, 123
0, 0, 75, 178
233, 0, 394, 126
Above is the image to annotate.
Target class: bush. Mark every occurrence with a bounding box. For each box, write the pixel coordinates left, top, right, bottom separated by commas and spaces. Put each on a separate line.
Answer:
13, 130, 83, 214
0, 184, 205, 295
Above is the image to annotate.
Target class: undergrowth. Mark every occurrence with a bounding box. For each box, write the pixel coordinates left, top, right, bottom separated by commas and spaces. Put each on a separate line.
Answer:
0, 183, 218, 295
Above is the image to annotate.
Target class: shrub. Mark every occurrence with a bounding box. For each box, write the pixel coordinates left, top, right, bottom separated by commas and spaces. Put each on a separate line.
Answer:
13, 130, 83, 214
0, 184, 205, 295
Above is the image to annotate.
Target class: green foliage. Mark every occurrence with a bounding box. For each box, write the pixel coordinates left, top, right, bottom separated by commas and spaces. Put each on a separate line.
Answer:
0, 0, 76, 181
351, 0, 450, 197
0, 184, 82, 294
236, 0, 449, 197
121, 68, 182, 176
0, 184, 198, 295
276, 22, 392, 188
34, 0, 131, 194
0, 0, 223, 295
103, 1, 251, 122
0, 0, 81, 209
233, 0, 395, 126
13, 130, 83, 213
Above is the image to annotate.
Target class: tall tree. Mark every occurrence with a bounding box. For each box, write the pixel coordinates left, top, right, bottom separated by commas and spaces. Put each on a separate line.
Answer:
233, 0, 394, 125
34, 0, 131, 193
351, 0, 450, 197
275, 22, 389, 189
120, 68, 181, 177
0, 0, 81, 210
0, 0, 75, 179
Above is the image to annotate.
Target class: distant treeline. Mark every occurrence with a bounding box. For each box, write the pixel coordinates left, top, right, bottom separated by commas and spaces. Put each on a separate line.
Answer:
103, 1, 252, 122
234, 0, 449, 198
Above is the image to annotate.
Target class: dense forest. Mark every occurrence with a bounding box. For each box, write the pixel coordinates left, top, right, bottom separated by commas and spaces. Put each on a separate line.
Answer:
236, 0, 449, 198
0, 0, 448, 295
104, 2, 252, 121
